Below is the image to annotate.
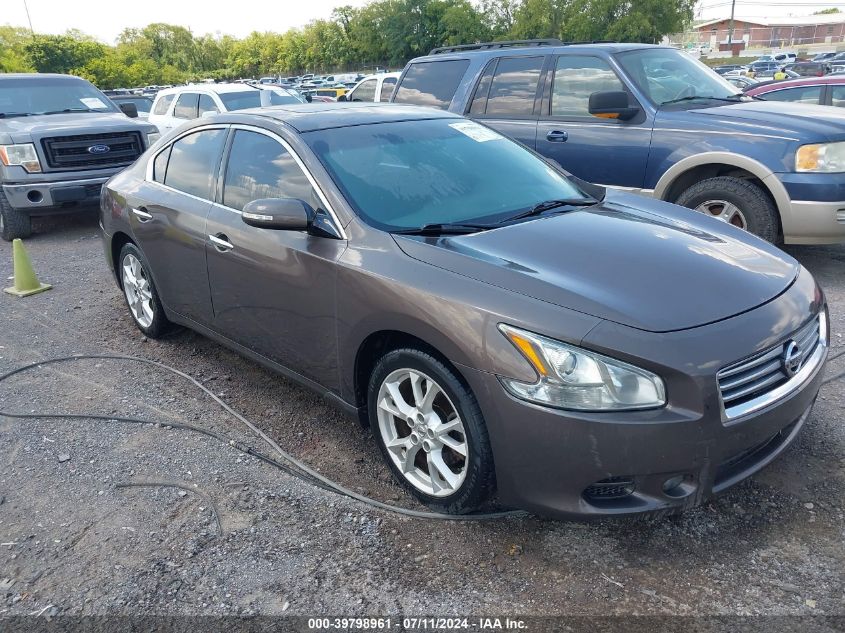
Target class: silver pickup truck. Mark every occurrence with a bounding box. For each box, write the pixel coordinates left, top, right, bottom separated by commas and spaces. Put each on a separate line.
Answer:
0, 73, 160, 241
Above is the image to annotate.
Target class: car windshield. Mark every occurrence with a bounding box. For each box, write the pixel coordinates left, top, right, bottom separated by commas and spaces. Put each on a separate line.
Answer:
0, 76, 118, 116
615, 48, 740, 105
305, 118, 590, 231
218, 89, 304, 111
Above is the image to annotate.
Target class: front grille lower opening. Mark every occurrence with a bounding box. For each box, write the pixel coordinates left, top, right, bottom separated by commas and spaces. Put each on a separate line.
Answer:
583, 476, 635, 502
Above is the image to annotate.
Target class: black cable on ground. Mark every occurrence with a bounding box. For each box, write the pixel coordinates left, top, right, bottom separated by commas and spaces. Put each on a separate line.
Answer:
115, 481, 224, 536
0, 354, 526, 521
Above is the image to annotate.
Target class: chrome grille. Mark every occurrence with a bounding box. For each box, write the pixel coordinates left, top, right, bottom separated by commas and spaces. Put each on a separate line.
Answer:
41, 132, 144, 171
717, 315, 821, 415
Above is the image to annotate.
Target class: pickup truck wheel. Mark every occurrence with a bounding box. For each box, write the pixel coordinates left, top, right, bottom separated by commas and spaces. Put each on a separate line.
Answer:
368, 349, 495, 514
0, 191, 33, 242
675, 176, 779, 243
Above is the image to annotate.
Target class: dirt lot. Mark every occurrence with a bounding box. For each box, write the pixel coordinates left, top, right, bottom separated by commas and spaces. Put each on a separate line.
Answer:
0, 212, 843, 623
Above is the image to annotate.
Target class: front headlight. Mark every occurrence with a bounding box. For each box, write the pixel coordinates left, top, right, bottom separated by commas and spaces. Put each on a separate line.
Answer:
0, 143, 41, 173
498, 324, 666, 411
795, 142, 845, 172
146, 132, 161, 147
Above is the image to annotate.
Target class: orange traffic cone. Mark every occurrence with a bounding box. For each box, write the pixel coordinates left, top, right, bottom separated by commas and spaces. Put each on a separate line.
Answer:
4, 238, 51, 297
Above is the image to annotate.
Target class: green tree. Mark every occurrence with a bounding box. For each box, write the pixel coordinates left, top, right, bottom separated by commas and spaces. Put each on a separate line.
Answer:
24, 32, 106, 74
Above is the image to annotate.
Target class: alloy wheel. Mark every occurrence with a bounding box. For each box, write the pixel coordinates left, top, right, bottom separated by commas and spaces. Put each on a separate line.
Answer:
376, 368, 468, 497
121, 253, 154, 328
694, 199, 748, 230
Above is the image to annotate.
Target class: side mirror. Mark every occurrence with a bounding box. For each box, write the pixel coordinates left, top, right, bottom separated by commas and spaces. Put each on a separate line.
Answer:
118, 102, 139, 118
588, 91, 639, 121
337, 94, 347, 102
305, 93, 313, 103
241, 198, 314, 231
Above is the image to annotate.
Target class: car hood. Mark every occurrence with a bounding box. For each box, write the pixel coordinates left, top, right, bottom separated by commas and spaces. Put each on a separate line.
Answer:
2, 112, 155, 144
393, 191, 799, 333
689, 100, 845, 140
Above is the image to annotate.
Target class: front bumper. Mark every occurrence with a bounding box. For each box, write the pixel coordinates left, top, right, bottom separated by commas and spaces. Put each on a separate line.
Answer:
459, 269, 827, 519
781, 199, 845, 245
776, 172, 845, 244
460, 359, 822, 519
2, 177, 110, 213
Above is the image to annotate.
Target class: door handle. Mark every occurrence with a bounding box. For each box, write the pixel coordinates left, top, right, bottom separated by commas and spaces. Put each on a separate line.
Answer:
209, 233, 234, 251
132, 207, 153, 222
545, 130, 568, 142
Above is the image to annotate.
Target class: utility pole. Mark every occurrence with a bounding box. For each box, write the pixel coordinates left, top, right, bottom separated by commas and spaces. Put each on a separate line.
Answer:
727, 0, 737, 53
22, 0, 34, 35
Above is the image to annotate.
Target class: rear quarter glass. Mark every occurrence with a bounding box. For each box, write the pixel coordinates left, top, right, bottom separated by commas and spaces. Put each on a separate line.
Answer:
394, 59, 471, 109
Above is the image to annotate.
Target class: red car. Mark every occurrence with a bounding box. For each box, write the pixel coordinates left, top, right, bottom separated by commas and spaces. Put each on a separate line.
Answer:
745, 75, 845, 107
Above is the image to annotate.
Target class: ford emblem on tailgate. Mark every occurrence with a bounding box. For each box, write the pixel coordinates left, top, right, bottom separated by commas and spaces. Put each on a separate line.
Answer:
87, 144, 110, 154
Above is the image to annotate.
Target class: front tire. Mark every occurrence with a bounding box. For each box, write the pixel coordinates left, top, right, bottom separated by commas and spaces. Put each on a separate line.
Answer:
675, 176, 779, 243
367, 348, 495, 514
118, 243, 170, 338
0, 191, 32, 242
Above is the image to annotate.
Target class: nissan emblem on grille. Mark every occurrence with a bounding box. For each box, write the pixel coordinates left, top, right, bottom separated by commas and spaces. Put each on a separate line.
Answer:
87, 144, 110, 154
782, 340, 802, 377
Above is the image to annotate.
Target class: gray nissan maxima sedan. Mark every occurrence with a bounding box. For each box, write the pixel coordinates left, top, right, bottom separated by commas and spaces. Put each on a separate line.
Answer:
100, 103, 829, 518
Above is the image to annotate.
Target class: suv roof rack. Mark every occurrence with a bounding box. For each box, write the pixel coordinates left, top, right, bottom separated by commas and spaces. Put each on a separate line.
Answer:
429, 39, 565, 55
429, 39, 619, 55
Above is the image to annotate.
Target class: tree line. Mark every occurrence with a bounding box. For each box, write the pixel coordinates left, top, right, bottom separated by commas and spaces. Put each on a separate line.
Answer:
0, 0, 694, 88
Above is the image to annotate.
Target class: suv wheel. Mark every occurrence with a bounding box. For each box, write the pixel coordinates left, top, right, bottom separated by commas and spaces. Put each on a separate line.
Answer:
675, 176, 779, 243
367, 348, 495, 514
119, 243, 170, 338
0, 191, 33, 242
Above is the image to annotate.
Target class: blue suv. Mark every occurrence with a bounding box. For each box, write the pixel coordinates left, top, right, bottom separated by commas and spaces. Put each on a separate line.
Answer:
391, 40, 845, 245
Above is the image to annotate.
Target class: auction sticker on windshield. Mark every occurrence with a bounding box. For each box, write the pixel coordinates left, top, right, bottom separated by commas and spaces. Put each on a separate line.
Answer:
449, 121, 503, 142
80, 97, 108, 109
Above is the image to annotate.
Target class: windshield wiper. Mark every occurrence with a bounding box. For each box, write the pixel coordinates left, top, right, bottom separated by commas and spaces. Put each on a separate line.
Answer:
391, 222, 495, 236
502, 197, 598, 223
0, 112, 32, 118
39, 108, 98, 115
661, 94, 746, 106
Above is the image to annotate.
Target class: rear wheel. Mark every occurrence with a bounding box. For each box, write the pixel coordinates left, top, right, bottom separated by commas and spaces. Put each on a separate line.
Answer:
675, 176, 779, 243
368, 348, 495, 514
0, 191, 32, 242
119, 243, 170, 338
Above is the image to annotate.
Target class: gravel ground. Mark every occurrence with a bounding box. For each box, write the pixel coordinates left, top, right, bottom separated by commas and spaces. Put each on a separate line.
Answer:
0, 212, 843, 621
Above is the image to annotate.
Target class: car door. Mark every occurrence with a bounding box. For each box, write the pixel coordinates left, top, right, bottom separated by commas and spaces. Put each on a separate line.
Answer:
165, 92, 199, 130
130, 125, 228, 323
205, 126, 347, 387
535, 54, 652, 188
466, 55, 545, 149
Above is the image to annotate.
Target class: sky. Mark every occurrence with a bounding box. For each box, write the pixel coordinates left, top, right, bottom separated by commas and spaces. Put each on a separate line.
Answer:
3, 0, 370, 42
3, 0, 845, 42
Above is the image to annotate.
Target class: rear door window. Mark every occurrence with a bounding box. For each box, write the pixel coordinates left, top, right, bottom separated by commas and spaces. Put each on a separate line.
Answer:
198, 94, 219, 115
760, 86, 823, 105
477, 56, 544, 118
152, 94, 175, 115
831, 85, 845, 107
349, 79, 377, 102
393, 59, 470, 109
379, 77, 397, 102
173, 93, 199, 119
163, 128, 227, 199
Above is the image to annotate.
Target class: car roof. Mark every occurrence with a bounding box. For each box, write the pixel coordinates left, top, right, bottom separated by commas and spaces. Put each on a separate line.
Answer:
156, 83, 267, 97
410, 42, 664, 62
0, 73, 88, 81
219, 102, 460, 132
747, 75, 845, 92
